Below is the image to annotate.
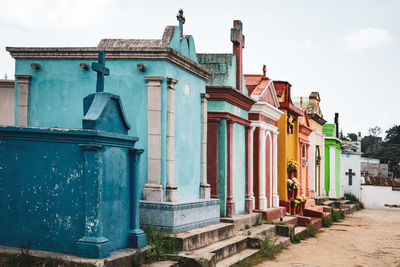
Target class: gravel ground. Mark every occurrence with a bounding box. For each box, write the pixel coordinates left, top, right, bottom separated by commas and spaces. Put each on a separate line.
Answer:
256, 207, 400, 267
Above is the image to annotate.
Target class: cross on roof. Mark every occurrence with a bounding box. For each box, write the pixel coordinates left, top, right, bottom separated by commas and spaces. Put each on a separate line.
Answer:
92, 51, 110, 93
176, 9, 185, 37
231, 20, 245, 48
345, 169, 356, 186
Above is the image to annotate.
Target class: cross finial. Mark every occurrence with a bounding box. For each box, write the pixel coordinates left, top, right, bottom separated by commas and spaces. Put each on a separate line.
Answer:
231, 20, 245, 91
4, 74, 8, 80
176, 9, 185, 37
92, 51, 110, 93
262, 65, 266, 77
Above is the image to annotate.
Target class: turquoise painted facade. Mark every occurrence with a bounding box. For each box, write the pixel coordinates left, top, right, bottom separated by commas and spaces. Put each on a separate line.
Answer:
10, 26, 207, 203
323, 123, 342, 197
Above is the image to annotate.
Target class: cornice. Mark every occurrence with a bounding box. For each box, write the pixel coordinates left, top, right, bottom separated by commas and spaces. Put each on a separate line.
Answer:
208, 111, 251, 127
308, 114, 326, 126
249, 101, 283, 121
206, 86, 256, 111
279, 102, 303, 116
6, 46, 212, 80
299, 124, 313, 136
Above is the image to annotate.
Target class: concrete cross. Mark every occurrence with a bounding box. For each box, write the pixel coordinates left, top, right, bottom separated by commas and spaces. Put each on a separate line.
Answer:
231, 20, 245, 91
345, 169, 356, 186
176, 9, 185, 37
92, 51, 110, 93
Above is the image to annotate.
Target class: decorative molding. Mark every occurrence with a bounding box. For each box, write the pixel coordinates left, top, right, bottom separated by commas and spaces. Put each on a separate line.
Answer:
279, 102, 304, 116
206, 86, 256, 111
7, 47, 212, 80
250, 101, 283, 122
208, 111, 251, 127
299, 124, 313, 136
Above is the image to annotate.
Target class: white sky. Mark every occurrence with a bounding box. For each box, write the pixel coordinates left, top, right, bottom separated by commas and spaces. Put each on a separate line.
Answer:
1, 0, 399, 137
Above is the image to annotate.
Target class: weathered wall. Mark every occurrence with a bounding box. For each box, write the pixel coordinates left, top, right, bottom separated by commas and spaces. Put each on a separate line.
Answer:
0, 127, 137, 256
361, 185, 400, 207
232, 123, 245, 214
217, 119, 227, 216
0, 79, 15, 126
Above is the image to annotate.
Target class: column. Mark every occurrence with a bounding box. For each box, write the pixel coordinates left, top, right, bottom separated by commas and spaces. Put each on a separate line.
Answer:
207, 119, 220, 198
308, 132, 316, 198
328, 146, 336, 198
127, 149, 146, 248
77, 144, 110, 258
15, 75, 32, 127
226, 119, 235, 217
249, 127, 256, 209
143, 76, 163, 202
272, 131, 279, 208
200, 93, 211, 199
259, 128, 267, 210
305, 144, 310, 197
320, 142, 326, 196
245, 125, 252, 213
166, 78, 178, 202
299, 140, 303, 195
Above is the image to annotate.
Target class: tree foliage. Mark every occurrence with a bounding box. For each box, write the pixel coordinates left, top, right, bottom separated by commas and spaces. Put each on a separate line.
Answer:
385, 125, 400, 145
347, 133, 358, 141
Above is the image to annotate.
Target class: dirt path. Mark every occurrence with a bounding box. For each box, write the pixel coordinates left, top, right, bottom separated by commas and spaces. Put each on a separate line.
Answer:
256, 207, 400, 267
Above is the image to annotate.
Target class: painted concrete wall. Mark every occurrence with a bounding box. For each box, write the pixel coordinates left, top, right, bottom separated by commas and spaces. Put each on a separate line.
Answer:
277, 109, 299, 201
14, 58, 205, 202
324, 138, 341, 197
361, 185, 400, 207
217, 119, 227, 216
0, 80, 15, 126
308, 120, 325, 197
0, 126, 138, 256
232, 123, 246, 214
341, 152, 362, 199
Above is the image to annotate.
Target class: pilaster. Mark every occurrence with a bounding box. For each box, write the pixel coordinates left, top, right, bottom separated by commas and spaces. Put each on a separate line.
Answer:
226, 119, 235, 217
328, 146, 336, 198
249, 127, 256, 208
272, 131, 279, 207
77, 144, 110, 258
166, 78, 178, 202
15, 75, 32, 127
245, 125, 253, 213
143, 76, 164, 202
200, 93, 211, 199
207, 118, 220, 198
259, 127, 267, 210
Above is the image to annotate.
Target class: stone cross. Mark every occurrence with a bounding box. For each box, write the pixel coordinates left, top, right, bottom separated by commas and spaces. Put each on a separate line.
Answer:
92, 51, 110, 93
231, 20, 245, 91
176, 9, 185, 37
345, 169, 355, 185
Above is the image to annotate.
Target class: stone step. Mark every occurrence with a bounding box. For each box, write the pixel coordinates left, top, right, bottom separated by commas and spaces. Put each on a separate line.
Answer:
221, 213, 262, 231
314, 196, 329, 202
329, 197, 344, 201
273, 215, 298, 226
322, 206, 332, 213
276, 236, 291, 246
343, 204, 357, 214
173, 222, 234, 251
215, 248, 258, 267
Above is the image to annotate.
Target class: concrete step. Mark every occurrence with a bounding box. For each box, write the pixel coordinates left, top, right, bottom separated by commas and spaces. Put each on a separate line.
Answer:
343, 204, 357, 215
322, 206, 332, 213
239, 223, 276, 238
173, 222, 234, 251
143, 261, 179, 267
276, 236, 291, 246
179, 235, 248, 265
294, 226, 307, 237
311, 217, 323, 230
273, 215, 298, 226
253, 207, 286, 221
314, 196, 329, 202
221, 213, 262, 231
329, 197, 344, 201
322, 200, 334, 207
215, 248, 258, 267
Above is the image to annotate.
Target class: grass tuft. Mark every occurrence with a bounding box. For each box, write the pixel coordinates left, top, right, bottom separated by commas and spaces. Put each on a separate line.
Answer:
344, 193, 365, 210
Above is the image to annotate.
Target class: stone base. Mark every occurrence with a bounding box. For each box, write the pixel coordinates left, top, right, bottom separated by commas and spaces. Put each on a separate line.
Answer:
258, 197, 268, 211
272, 194, 280, 208
76, 236, 111, 258
143, 183, 163, 202
139, 198, 220, 233
166, 185, 178, 202
245, 198, 253, 213
226, 201, 235, 218
254, 207, 286, 221
127, 229, 146, 249
200, 184, 211, 199
328, 189, 337, 199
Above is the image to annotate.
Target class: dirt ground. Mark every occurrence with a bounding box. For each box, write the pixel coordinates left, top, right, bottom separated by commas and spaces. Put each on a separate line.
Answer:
257, 207, 400, 267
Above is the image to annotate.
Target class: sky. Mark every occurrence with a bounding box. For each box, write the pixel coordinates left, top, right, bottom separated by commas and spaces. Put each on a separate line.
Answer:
0, 0, 399, 137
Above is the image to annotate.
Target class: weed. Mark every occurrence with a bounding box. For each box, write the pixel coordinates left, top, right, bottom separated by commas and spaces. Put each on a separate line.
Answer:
143, 225, 179, 263
290, 225, 317, 243
322, 215, 332, 227
263, 220, 285, 226
232, 236, 287, 266
332, 209, 345, 222
344, 193, 365, 209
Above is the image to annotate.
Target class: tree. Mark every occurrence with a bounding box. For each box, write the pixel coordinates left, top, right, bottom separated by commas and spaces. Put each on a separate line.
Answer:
369, 126, 382, 137
385, 125, 400, 145
347, 133, 358, 141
